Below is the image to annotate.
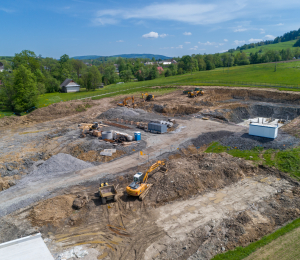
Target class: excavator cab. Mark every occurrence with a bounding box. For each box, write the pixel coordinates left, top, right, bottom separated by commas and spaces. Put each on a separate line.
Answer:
128, 172, 143, 190
133, 172, 143, 182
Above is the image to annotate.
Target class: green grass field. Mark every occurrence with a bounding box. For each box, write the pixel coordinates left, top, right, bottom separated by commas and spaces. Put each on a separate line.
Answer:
205, 142, 300, 179
232, 40, 298, 56
1, 59, 300, 118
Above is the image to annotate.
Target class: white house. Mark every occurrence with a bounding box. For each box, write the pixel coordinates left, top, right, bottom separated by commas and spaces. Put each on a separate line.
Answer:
60, 79, 80, 93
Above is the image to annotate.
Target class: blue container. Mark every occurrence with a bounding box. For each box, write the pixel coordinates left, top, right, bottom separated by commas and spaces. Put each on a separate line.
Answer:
148, 122, 168, 133
134, 132, 141, 141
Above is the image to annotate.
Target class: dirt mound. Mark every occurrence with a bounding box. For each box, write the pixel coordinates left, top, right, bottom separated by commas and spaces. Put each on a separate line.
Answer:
148, 152, 257, 204
282, 115, 300, 137
0, 175, 21, 191
200, 87, 300, 104
29, 195, 76, 226
154, 105, 201, 115
0, 99, 96, 128
72, 148, 126, 163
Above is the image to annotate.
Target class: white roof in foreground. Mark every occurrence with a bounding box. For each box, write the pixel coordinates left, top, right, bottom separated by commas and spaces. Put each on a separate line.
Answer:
0, 233, 54, 260
250, 123, 279, 128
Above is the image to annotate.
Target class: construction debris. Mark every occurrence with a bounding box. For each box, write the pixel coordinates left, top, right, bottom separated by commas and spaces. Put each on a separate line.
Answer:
72, 193, 90, 210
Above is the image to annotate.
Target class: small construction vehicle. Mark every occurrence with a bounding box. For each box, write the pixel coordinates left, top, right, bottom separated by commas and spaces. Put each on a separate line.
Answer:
142, 93, 154, 101
126, 161, 165, 200
117, 96, 136, 107
99, 182, 117, 204
188, 89, 204, 98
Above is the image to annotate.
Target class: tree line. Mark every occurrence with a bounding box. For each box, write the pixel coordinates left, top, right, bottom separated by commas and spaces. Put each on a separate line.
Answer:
1, 47, 300, 113
228, 28, 300, 52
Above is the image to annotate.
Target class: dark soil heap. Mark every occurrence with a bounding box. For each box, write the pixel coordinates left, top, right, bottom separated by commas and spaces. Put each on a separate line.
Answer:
148, 152, 258, 204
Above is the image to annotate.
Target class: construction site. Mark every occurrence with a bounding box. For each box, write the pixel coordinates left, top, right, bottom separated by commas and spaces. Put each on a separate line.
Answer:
1, 86, 300, 260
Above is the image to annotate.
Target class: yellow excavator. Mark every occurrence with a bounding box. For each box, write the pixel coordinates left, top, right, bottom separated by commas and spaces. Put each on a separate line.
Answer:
126, 160, 165, 200
188, 90, 204, 98
142, 93, 154, 101
117, 96, 136, 107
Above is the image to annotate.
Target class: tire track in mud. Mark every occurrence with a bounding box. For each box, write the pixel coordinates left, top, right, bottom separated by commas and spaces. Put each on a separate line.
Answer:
53, 196, 165, 260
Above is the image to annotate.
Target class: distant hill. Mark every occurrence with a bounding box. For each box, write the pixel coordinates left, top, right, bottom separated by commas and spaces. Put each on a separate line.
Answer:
72, 54, 172, 60
231, 40, 299, 56
229, 28, 300, 53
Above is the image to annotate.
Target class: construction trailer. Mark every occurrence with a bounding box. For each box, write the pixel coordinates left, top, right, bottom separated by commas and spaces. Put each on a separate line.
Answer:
148, 122, 168, 134
249, 123, 279, 139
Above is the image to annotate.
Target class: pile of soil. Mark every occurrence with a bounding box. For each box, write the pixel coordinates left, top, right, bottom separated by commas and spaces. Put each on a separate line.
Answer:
148, 152, 258, 204
29, 195, 76, 226
0, 175, 20, 191
73, 149, 126, 163
0, 99, 96, 128
154, 104, 201, 115
282, 115, 300, 137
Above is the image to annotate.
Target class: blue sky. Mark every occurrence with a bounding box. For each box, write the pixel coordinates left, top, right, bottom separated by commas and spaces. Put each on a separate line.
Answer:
1, 0, 300, 58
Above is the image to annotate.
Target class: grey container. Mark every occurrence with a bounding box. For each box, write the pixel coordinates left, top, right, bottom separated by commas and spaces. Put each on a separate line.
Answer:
148, 122, 168, 133
102, 131, 113, 140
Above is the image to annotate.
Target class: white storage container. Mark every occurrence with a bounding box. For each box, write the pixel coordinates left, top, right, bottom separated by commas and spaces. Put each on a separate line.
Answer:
249, 123, 278, 139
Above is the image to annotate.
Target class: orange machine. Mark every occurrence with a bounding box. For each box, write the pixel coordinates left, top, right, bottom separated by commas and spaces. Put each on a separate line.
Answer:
126, 161, 165, 200
117, 96, 136, 107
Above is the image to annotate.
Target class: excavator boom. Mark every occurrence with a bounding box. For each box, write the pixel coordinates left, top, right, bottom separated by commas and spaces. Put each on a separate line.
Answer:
143, 160, 165, 183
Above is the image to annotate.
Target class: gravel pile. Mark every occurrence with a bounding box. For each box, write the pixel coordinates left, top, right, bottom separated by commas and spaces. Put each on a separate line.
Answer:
98, 107, 168, 122
31, 153, 93, 175
191, 131, 234, 148
219, 129, 300, 150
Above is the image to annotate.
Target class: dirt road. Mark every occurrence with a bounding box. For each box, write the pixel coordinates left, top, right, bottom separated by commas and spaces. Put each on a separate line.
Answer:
0, 118, 243, 218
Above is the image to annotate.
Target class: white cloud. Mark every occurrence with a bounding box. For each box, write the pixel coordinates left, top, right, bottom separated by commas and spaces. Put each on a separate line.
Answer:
190, 46, 198, 50
234, 40, 246, 45
142, 31, 159, 38
265, 34, 275, 40
249, 38, 263, 43
183, 32, 192, 35
276, 23, 284, 26
137, 44, 142, 46
0, 7, 15, 13
93, 17, 118, 25
219, 43, 225, 46
224, 39, 228, 42
185, 42, 191, 44
159, 33, 168, 38
176, 45, 183, 49
116, 40, 124, 42
94, 2, 300, 27
95, 2, 248, 25
234, 28, 247, 32
199, 41, 216, 45
219, 50, 228, 53
260, 28, 265, 34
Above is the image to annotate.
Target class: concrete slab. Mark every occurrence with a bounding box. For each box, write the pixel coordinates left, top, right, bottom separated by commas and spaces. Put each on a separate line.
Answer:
0, 233, 54, 260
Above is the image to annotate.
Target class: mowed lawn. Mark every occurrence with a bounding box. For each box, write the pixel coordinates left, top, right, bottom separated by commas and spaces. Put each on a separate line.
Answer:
245, 226, 300, 260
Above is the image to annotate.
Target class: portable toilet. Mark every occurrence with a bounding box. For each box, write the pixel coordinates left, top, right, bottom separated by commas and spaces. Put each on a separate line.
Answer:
134, 132, 141, 141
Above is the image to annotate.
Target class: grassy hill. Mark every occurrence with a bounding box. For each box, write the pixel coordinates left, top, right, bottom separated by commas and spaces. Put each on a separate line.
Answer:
232, 40, 298, 56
